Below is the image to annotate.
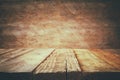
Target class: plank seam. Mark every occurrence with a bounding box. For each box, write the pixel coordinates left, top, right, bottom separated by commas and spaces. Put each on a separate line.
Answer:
65, 58, 68, 80
0, 49, 34, 64
73, 49, 84, 72
32, 49, 56, 74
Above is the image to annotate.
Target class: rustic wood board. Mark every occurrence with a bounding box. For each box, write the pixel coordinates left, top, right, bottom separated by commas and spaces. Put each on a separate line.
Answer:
34, 49, 67, 80
0, 49, 120, 80
90, 49, 120, 70
34, 49, 82, 80
65, 49, 81, 72
0, 49, 33, 64
65, 49, 82, 80
0, 49, 54, 72
74, 49, 118, 72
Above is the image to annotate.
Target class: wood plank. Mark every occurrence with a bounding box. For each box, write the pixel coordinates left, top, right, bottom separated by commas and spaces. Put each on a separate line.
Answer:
34, 49, 82, 80
34, 49, 66, 73
0, 49, 54, 72
90, 49, 120, 70
74, 49, 118, 72
66, 49, 82, 80
34, 49, 67, 80
0, 49, 33, 64
66, 49, 81, 72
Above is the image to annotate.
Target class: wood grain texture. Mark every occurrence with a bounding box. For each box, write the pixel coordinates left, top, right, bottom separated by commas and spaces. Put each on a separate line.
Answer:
66, 49, 81, 72
34, 49, 82, 80
0, 49, 33, 64
90, 49, 120, 70
0, 49, 54, 72
34, 49, 66, 73
65, 49, 82, 80
0, 49, 120, 80
74, 49, 118, 72
34, 49, 67, 80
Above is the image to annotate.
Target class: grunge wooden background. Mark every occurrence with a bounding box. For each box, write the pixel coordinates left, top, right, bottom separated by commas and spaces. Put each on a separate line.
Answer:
0, 0, 120, 80
0, 49, 120, 80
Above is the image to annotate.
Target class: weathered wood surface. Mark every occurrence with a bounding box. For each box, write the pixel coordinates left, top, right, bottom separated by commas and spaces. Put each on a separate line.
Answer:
74, 49, 119, 72
0, 49, 54, 72
34, 49, 67, 80
0, 49, 120, 80
90, 49, 120, 70
34, 49, 67, 74
65, 49, 82, 80
0, 49, 33, 64
34, 49, 81, 80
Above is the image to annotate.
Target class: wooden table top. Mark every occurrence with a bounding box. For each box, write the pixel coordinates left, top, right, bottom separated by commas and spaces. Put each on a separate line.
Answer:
0, 49, 120, 80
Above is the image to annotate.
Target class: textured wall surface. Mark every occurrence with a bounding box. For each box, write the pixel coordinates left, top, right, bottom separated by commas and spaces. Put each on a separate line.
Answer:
0, 0, 120, 48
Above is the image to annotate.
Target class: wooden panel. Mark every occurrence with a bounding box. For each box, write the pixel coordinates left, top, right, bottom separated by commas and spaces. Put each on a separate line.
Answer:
0, 49, 54, 72
0, 49, 120, 80
74, 49, 118, 72
65, 49, 82, 80
66, 49, 81, 72
0, 49, 33, 64
90, 49, 120, 70
34, 49, 82, 80
34, 49, 66, 73
34, 49, 67, 80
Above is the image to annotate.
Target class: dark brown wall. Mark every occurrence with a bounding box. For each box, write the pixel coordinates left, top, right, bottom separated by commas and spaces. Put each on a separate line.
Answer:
0, 0, 120, 48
